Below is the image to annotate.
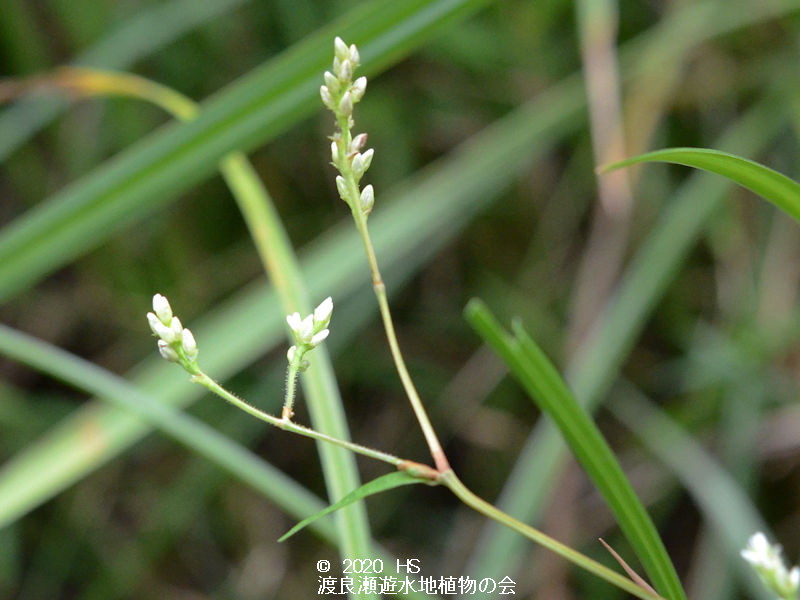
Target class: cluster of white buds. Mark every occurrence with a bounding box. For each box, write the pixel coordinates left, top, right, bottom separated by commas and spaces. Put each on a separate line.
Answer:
147, 294, 200, 374
741, 532, 800, 599
286, 297, 333, 369
321, 37, 375, 216
320, 37, 366, 118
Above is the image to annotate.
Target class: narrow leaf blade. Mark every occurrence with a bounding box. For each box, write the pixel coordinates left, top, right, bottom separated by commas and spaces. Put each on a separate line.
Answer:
599, 147, 800, 222
279, 472, 424, 542
464, 298, 686, 600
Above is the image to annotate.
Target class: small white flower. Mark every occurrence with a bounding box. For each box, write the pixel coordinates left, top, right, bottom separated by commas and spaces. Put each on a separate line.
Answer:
348, 44, 360, 66
286, 312, 303, 332
337, 58, 352, 82
350, 133, 368, 152
742, 532, 773, 568
313, 297, 333, 326
298, 314, 314, 342
286, 298, 334, 350
742, 532, 800, 598
310, 329, 330, 346
360, 185, 374, 214
320, 85, 335, 110
335, 175, 349, 201
169, 316, 183, 339
152, 294, 172, 324
338, 91, 353, 117
158, 340, 179, 363
334, 37, 349, 62
330, 141, 339, 163
350, 77, 367, 102
323, 71, 339, 93
148, 312, 177, 343
181, 328, 198, 361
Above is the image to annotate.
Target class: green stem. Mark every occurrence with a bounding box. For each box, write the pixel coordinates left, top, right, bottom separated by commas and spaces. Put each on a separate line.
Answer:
334, 114, 449, 472
194, 371, 402, 467
283, 362, 300, 420
439, 470, 667, 600
356, 213, 449, 472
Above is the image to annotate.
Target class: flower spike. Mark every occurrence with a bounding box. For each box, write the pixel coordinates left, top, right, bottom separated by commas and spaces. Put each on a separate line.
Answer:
146, 293, 200, 374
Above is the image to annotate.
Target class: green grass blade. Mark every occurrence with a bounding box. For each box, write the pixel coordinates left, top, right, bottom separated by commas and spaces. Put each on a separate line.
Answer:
0, 0, 492, 303
0, 0, 252, 161
467, 92, 790, 589
600, 148, 800, 222
609, 388, 772, 600
279, 472, 425, 542
0, 323, 333, 538
464, 299, 686, 600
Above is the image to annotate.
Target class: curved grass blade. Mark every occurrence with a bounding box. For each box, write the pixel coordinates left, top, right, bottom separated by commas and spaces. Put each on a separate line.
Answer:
467, 93, 790, 589
464, 299, 686, 600
279, 472, 426, 542
599, 148, 800, 222
0, 0, 252, 162
0, 0, 493, 303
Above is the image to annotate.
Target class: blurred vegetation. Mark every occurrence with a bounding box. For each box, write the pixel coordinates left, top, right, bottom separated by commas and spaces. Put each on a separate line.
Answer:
1, 0, 799, 598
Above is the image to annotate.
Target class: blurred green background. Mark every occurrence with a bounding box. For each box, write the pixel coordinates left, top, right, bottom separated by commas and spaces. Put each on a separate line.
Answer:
1, 0, 799, 598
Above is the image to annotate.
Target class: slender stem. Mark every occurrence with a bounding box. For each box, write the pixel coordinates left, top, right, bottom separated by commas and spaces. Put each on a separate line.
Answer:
283, 362, 299, 420
333, 111, 449, 472
439, 470, 667, 600
194, 371, 402, 467
352, 210, 450, 472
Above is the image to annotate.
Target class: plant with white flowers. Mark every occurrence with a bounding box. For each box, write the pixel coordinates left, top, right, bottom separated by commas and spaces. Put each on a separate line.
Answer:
742, 532, 800, 600
285, 296, 332, 368
283, 297, 333, 419
141, 38, 678, 600
147, 293, 199, 374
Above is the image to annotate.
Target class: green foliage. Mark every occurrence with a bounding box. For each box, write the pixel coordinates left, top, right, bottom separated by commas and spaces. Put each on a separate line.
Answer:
465, 299, 685, 600
601, 148, 800, 223
1, 0, 799, 598
279, 472, 426, 542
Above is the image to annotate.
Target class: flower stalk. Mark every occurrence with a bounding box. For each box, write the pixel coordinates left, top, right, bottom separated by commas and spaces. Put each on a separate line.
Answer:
146, 294, 401, 467
321, 37, 450, 472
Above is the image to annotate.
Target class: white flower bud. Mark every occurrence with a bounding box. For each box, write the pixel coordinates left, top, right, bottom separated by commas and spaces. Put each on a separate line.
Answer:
313, 297, 333, 327
286, 312, 302, 332
360, 184, 374, 214
330, 141, 339, 163
348, 44, 360, 66
152, 294, 172, 324
338, 91, 353, 116
158, 340, 180, 363
310, 329, 330, 346
350, 133, 368, 152
320, 85, 335, 110
335, 175, 349, 201
169, 316, 183, 339
360, 148, 374, 173
351, 153, 365, 179
298, 315, 314, 342
181, 328, 198, 361
287, 345, 297, 363
323, 71, 340, 94
337, 59, 352, 82
350, 77, 367, 102
148, 312, 177, 343
334, 37, 349, 62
